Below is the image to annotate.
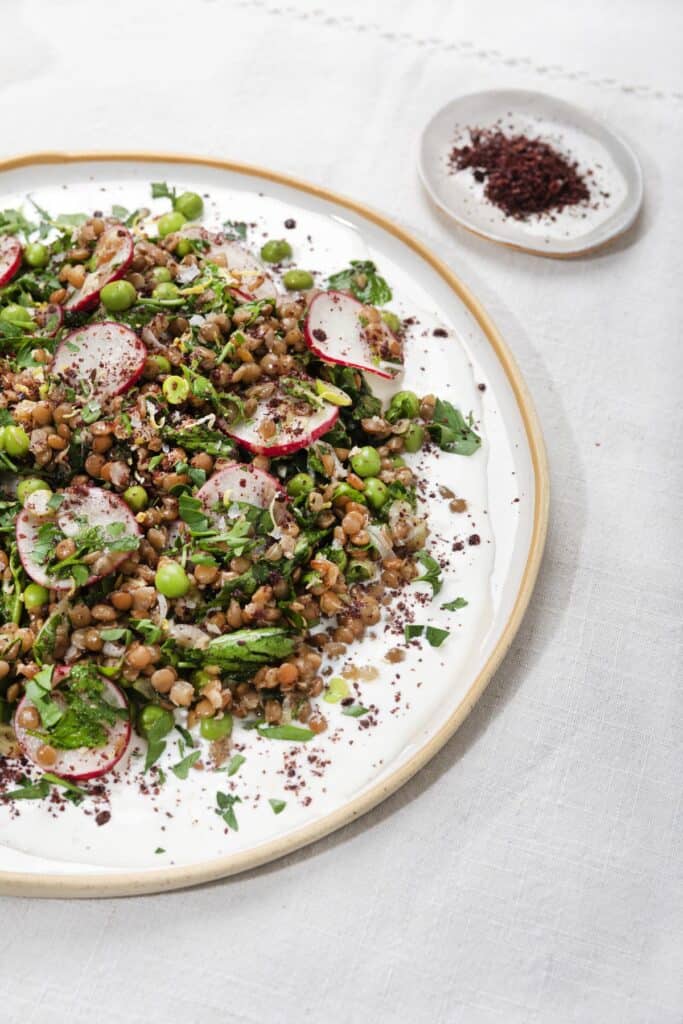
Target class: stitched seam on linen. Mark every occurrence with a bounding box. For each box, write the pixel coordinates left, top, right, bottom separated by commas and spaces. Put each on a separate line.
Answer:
231, 0, 683, 104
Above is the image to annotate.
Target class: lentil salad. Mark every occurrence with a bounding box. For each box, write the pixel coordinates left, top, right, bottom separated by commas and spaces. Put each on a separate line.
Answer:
0, 183, 481, 795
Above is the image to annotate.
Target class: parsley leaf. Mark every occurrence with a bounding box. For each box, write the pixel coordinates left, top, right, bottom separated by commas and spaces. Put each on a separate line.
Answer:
171, 749, 201, 780
221, 754, 246, 776
256, 724, 314, 742
216, 791, 241, 831
425, 626, 449, 648
341, 705, 370, 718
223, 220, 247, 241
441, 597, 468, 611
327, 260, 392, 306
269, 798, 286, 814
151, 181, 177, 201
427, 400, 481, 456
413, 550, 443, 597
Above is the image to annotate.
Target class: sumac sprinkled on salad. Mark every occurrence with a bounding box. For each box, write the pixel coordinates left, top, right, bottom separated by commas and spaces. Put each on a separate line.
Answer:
0, 183, 481, 788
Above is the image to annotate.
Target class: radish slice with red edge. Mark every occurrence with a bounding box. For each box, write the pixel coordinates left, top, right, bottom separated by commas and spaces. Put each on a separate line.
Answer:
197, 462, 286, 514
304, 290, 403, 380
14, 671, 131, 781
181, 227, 277, 300
0, 235, 22, 286
225, 376, 339, 456
16, 484, 141, 590
52, 321, 146, 403
64, 225, 133, 311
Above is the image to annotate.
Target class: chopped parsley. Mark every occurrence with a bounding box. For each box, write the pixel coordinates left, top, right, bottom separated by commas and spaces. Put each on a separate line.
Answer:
268, 798, 286, 814
216, 791, 241, 831
327, 260, 392, 306
428, 399, 481, 456
413, 550, 443, 597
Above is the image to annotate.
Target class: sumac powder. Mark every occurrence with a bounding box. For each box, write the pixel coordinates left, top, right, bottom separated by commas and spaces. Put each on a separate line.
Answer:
449, 128, 590, 219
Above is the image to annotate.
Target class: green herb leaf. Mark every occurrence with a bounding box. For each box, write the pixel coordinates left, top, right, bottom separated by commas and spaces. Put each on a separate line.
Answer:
216, 791, 241, 831
24, 666, 62, 728
268, 798, 286, 814
2, 777, 50, 801
425, 626, 449, 648
441, 597, 468, 611
256, 724, 314, 742
171, 749, 201, 780
175, 724, 197, 748
327, 260, 392, 306
222, 753, 246, 776
428, 400, 481, 456
223, 220, 247, 241
413, 550, 443, 597
32, 613, 63, 666
151, 181, 176, 201
341, 705, 370, 718
404, 624, 424, 641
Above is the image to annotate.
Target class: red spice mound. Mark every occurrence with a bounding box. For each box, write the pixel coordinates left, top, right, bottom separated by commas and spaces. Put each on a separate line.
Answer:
449, 128, 590, 219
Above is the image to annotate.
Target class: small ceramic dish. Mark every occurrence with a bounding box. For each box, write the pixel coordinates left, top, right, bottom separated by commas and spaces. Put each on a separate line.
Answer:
419, 89, 643, 257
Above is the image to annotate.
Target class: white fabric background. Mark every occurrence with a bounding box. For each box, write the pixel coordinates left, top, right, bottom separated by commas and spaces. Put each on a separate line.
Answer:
2, 2, 681, 1021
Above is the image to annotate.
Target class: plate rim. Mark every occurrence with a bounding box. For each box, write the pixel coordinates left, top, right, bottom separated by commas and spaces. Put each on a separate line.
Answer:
0, 150, 549, 898
418, 88, 644, 259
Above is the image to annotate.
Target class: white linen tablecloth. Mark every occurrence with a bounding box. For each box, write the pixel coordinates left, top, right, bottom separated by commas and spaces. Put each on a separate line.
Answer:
2, 2, 681, 1021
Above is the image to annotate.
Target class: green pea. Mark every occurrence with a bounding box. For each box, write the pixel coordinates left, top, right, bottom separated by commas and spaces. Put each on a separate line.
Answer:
287, 472, 315, 498
151, 266, 172, 284
17, 478, 51, 506
200, 714, 233, 741
144, 354, 172, 379
157, 211, 187, 238
0, 304, 33, 327
174, 191, 203, 220
23, 583, 49, 612
260, 239, 292, 264
363, 477, 389, 509
332, 482, 366, 504
350, 445, 381, 478
403, 423, 424, 453
123, 485, 148, 512
162, 375, 190, 404
380, 310, 402, 334
139, 704, 175, 739
2, 425, 30, 458
155, 559, 190, 598
24, 242, 49, 269
100, 279, 137, 312
174, 237, 192, 257
152, 281, 179, 301
386, 390, 420, 422
282, 269, 313, 291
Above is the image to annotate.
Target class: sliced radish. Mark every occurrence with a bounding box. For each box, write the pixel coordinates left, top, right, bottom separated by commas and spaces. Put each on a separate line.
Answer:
225, 377, 339, 456
0, 235, 22, 286
14, 672, 131, 781
32, 303, 63, 337
52, 321, 146, 403
64, 225, 133, 311
197, 462, 286, 514
16, 484, 141, 590
181, 227, 277, 300
305, 290, 403, 379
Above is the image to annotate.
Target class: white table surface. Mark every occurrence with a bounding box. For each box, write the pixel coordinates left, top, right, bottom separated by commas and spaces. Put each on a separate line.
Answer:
2, 2, 682, 1021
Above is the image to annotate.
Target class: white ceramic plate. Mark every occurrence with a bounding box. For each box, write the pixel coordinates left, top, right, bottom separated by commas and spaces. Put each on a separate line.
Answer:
0, 154, 548, 897
419, 89, 643, 257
